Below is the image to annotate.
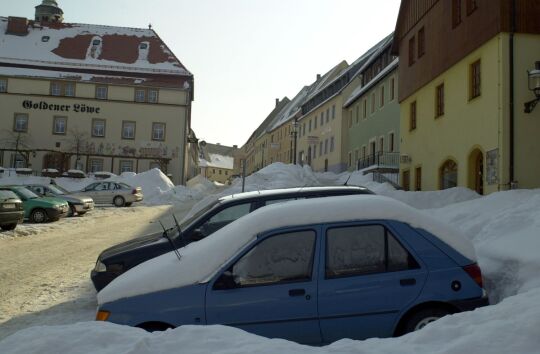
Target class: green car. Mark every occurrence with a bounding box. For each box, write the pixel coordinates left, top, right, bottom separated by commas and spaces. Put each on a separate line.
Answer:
0, 186, 69, 223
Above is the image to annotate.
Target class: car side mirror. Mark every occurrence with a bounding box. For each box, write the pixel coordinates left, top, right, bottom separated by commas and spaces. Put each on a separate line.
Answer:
213, 271, 237, 290
190, 229, 205, 241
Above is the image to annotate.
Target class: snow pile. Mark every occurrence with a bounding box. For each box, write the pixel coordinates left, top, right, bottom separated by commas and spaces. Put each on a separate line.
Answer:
98, 195, 475, 305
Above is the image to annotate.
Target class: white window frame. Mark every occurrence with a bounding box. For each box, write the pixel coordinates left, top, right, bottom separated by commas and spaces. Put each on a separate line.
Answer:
53, 116, 67, 135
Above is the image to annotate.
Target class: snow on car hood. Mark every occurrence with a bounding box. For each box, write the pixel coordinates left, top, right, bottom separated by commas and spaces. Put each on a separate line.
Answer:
98, 195, 476, 305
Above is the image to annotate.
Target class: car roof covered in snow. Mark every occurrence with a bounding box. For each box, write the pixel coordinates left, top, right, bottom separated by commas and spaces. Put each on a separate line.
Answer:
98, 194, 476, 305
218, 185, 373, 202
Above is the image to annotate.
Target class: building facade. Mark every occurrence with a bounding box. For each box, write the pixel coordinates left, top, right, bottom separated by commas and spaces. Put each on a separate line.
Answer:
0, 2, 194, 185
393, 0, 540, 194
197, 142, 236, 184
344, 36, 400, 186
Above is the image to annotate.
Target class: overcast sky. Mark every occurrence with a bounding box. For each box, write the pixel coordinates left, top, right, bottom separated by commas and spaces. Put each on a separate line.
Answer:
4, 0, 401, 147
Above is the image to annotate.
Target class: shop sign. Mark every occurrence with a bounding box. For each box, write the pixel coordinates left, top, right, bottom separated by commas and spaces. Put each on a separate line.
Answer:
22, 100, 101, 114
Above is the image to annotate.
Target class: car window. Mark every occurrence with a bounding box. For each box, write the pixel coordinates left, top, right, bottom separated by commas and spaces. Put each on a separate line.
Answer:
198, 203, 251, 237
325, 224, 418, 279
0, 190, 19, 200
94, 183, 109, 191
264, 197, 303, 206
85, 183, 99, 191
232, 230, 316, 287
118, 183, 131, 189
31, 186, 45, 195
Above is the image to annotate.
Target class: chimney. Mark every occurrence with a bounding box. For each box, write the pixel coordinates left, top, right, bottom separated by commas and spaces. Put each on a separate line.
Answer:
275, 98, 279, 107
233, 145, 238, 149
6, 17, 29, 36
316, 74, 321, 81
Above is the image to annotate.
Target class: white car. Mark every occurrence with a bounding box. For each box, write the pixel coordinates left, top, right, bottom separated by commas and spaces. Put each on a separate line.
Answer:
78, 182, 143, 207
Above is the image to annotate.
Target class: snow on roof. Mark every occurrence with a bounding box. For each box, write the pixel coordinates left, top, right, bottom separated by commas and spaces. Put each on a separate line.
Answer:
98, 194, 475, 304
199, 154, 234, 169
267, 86, 309, 131
344, 57, 399, 108
0, 17, 191, 76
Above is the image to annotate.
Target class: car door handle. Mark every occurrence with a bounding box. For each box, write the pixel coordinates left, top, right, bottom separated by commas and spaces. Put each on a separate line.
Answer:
288, 289, 306, 297
400, 278, 416, 286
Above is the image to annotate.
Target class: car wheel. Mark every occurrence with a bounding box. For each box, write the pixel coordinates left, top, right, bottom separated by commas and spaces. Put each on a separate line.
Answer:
1, 223, 17, 231
78, 211, 86, 217
30, 209, 48, 223
68, 205, 77, 217
403, 308, 450, 334
125, 202, 132, 207
113, 196, 125, 207
137, 322, 174, 332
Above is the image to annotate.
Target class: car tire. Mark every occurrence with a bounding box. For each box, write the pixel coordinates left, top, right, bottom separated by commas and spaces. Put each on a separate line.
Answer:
30, 208, 48, 223
113, 196, 125, 207
125, 202, 132, 207
78, 211, 86, 217
137, 322, 174, 332
1, 223, 17, 231
403, 308, 450, 334
68, 205, 77, 217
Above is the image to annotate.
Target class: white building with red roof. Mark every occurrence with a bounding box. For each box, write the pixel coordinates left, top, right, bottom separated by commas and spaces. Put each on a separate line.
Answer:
0, 1, 195, 184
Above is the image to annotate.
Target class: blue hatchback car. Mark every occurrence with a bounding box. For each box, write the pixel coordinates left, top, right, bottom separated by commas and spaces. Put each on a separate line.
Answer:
97, 195, 488, 345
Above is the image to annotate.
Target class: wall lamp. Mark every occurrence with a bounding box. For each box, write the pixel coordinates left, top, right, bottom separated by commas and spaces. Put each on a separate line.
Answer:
524, 61, 540, 113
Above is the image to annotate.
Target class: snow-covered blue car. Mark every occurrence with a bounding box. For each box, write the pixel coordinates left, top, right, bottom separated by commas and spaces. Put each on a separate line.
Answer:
96, 195, 489, 345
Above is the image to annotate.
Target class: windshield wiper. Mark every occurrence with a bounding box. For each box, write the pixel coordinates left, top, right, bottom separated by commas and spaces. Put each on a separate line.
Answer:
158, 220, 182, 261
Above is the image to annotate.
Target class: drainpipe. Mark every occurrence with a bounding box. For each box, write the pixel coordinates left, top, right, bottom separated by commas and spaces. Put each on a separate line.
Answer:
509, 0, 516, 189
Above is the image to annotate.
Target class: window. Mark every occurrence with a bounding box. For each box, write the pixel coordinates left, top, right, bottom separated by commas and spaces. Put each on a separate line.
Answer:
354, 149, 359, 165
314, 115, 318, 129
148, 89, 159, 103
53, 116, 67, 135
135, 89, 146, 102
466, 0, 478, 15
92, 119, 106, 137
229, 230, 316, 287
319, 142, 323, 156
320, 113, 324, 126
89, 159, 104, 172
51, 81, 75, 97
0, 78, 7, 93
64, 83, 75, 97
379, 137, 384, 153
332, 105, 335, 119
152, 122, 166, 141
348, 113, 353, 128
330, 136, 335, 152
219, 170, 222, 175
402, 170, 410, 191
409, 101, 417, 131
324, 139, 328, 154
390, 78, 395, 100
408, 36, 415, 66
389, 132, 395, 152
470, 60, 481, 99
440, 160, 458, 190
415, 167, 422, 191
308, 119, 312, 132
371, 93, 376, 113
13, 113, 28, 132
363, 99, 367, 118
435, 83, 445, 117
418, 27, 425, 58
380, 85, 385, 107
325, 225, 418, 278
452, 0, 462, 28
326, 108, 330, 123
120, 160, 134, 173
199, 203, 252, 238
96, 86, 108, 100
122, 121, 136, 139
11, 153, 26, 169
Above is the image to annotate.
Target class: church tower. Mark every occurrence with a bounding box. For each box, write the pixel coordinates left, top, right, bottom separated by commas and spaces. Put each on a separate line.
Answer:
35, 0, 64, 23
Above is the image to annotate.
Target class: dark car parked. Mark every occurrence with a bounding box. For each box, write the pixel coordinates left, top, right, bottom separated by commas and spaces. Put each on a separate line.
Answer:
91, 186, 374, 291
0, 190, 24, 231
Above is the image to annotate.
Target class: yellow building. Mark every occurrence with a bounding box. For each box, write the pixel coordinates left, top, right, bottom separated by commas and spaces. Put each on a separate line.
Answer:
197, 142, 236, 184
0, 3, 194, 185
393, 0, 540, 194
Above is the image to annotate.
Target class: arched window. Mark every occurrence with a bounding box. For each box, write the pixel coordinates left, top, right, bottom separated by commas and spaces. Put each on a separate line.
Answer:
440, 160, 458, 189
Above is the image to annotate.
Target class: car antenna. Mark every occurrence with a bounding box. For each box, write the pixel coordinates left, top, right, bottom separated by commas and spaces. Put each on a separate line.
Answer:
343, 174, 352, 186
159, 220, 182, 261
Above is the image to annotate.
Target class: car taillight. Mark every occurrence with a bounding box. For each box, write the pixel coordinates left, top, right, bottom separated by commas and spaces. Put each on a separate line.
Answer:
463, 263, 484, 288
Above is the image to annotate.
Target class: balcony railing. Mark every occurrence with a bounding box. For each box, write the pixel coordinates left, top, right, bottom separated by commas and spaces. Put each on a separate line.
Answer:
356, 152, 400, 171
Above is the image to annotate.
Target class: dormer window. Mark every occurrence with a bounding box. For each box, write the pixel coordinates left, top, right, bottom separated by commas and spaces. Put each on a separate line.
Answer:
41, 36, 50, 42
92, 39, 101, 46
139, 43, 148, 50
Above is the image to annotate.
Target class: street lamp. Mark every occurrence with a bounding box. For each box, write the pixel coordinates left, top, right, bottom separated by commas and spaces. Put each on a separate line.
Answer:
290, 119, 299, 164
524, 61, 540, 113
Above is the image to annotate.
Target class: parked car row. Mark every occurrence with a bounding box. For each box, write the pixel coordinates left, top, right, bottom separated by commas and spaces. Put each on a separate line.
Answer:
0, 181, 144, 231
94, 186, 489, 345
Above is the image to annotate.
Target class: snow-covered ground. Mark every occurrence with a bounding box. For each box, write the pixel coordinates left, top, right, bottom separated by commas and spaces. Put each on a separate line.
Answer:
1, 163, 539, 353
